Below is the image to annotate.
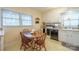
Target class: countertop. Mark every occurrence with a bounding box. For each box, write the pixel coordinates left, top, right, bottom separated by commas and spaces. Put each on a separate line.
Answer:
59, 29, 79, 31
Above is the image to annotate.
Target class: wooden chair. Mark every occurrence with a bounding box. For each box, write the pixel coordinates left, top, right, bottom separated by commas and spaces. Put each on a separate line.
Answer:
23, 29, 31, 33
34, 33, 47, 51
20, 32, 32, 51
33, 30, 42, 36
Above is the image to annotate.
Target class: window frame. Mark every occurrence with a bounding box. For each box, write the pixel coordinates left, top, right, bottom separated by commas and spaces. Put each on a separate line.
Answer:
20, 13, 33, 27
1, 9, 33, 27
61, 11, 79, 29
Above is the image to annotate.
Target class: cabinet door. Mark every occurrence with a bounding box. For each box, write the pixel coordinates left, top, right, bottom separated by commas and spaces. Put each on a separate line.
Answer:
63, 31, 71, 43
59, 30, 63, 41
59, 30, 71, 43
59, 30, 68, 42
71, 32, 79, 46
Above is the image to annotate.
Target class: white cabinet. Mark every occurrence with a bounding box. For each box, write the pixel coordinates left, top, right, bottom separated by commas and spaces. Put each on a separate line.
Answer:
71, 32, 79, 46
59, 30, 79, 47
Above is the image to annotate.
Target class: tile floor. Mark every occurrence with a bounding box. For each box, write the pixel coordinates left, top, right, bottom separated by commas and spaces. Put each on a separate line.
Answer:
4, 36, 73, 51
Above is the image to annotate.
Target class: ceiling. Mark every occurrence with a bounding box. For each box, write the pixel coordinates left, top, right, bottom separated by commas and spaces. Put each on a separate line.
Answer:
30, 7, 53, 12
31, 7, 79, 12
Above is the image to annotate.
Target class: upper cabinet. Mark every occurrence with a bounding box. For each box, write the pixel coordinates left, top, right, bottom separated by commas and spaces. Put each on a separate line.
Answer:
61, 9, 79, 29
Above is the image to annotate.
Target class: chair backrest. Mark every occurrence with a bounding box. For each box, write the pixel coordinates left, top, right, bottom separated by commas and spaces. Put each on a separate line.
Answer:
20, 32, 32, 44
42, 33, 47, 41
33, 30, 43, 36
35, 33, 46, 45
23, 29, 31, 33
20, 32, 24, 41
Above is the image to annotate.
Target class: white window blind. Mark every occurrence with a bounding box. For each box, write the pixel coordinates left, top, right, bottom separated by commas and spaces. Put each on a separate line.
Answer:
21, 14, 32, 26
2, 9, 32, 26
2, 10, 19, 26
62, 11, 79, 29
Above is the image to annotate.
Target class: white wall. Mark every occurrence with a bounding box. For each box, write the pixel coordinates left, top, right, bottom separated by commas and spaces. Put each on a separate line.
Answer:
43, 8, 67, 23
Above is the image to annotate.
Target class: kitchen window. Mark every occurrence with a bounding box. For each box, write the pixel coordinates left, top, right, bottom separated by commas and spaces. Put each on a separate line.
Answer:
2, 9, 32, 26
62, 10, 79, 29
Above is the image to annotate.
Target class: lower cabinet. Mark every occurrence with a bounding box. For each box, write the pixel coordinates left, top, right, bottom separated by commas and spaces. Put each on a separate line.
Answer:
59, 30, 79, 47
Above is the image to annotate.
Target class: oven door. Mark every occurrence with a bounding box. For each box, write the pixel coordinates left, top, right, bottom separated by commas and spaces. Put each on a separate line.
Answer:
50, 29, 58, 41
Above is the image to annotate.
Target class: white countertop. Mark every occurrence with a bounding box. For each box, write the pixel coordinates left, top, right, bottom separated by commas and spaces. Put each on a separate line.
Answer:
60, 29, 79, 31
